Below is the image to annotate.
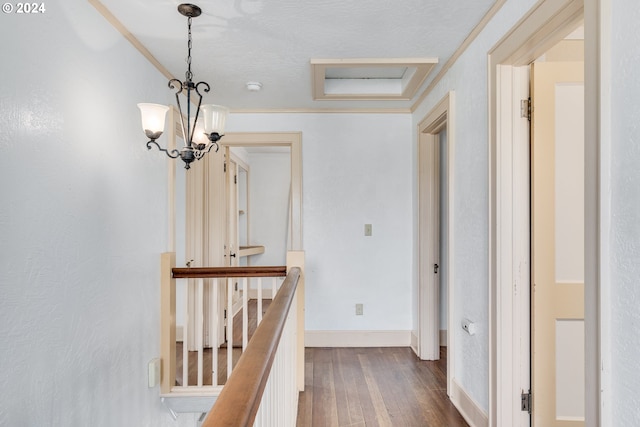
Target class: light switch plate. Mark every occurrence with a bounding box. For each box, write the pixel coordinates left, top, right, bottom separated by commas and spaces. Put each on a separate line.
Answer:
364, 224, 372, 236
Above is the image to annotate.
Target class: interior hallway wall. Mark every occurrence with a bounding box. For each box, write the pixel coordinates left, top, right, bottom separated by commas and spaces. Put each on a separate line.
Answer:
0, 4, 196, 426
227, 113, 413, 332
610, 0, 640, 424
248, 151, 291, 266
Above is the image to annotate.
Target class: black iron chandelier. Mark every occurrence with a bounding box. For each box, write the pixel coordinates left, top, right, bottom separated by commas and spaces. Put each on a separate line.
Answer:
137, 3, 228, 170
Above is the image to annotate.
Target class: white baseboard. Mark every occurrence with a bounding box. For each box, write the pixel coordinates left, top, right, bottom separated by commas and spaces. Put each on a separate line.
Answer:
440, 329, 448, 347
305, 330, 411, 347
450, 378, 488, 427
410, 331, 419, 355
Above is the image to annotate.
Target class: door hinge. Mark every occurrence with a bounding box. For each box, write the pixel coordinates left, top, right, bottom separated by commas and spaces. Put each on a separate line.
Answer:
434, 263, 439, 274
521, 390, 531, 414
521, 97, 531, 121
234, 174, 237, 184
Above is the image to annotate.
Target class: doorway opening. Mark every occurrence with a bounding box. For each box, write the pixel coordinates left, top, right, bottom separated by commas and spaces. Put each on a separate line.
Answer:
167, 129, 303, 354
417, 91, 455, 397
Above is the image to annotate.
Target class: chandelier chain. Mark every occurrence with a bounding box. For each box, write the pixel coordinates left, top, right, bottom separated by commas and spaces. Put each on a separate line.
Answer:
186, 16, 193, 82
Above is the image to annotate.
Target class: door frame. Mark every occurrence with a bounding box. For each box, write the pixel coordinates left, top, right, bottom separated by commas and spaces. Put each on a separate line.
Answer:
418, 91, 455, 395
488, 0, 611, 426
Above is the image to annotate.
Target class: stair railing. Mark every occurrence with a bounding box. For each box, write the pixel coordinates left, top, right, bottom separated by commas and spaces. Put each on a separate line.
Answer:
159, 251, 304, 423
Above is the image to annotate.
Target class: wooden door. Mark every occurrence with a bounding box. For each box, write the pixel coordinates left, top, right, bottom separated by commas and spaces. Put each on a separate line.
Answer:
531, 61, 584, 427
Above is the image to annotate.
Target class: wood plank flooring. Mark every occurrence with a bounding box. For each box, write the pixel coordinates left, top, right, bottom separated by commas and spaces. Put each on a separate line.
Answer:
296, 347, 468, 427
176, 301, 468, 426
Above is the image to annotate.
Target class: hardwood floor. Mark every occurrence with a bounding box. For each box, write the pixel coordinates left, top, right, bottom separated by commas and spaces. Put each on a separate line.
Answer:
176, 301, 468, 426
296, 347, 468, 427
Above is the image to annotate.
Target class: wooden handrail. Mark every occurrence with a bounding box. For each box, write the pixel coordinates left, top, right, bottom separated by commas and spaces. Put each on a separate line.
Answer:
172, 265, 287, 278
202, 267, 301, 427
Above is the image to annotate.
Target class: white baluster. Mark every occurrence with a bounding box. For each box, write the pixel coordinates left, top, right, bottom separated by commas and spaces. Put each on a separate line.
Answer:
227, 277, 233, 379
243, 276, 248, 350
197, 278, 204, 387
211, 278, 218, 387
182, 279, 189, 387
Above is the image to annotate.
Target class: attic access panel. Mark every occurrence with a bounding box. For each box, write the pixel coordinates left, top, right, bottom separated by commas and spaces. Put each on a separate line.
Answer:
311, 58, 438, 101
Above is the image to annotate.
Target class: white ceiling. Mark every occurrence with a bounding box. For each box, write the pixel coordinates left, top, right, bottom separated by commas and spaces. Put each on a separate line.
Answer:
97, 0, 497, 111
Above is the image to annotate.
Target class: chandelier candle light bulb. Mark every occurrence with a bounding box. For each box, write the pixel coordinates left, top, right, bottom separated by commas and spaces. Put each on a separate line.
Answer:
137, 3, 229, 169
201, 104, 229, 139
190, 116, 209, 150
138, 103, 170, 140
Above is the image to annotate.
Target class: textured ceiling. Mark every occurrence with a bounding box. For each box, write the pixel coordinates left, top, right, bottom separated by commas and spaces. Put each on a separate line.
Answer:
96, 0, 497, 111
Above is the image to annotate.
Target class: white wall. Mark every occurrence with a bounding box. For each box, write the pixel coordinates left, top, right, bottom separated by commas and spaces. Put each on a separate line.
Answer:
0, 4, 196, 426
411, 0, 538, 413
227, 113, 413, 331
248, 151, 291, 266
610, 0, 640, 424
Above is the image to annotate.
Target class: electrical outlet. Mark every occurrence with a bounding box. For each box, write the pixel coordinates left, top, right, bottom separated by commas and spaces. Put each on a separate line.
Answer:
356, 303, 364, 315
364, 224, 372, 236
461, 318, 476, 335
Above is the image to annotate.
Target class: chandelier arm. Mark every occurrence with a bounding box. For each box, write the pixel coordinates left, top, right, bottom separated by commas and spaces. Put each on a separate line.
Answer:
169, 78, 190, 148
195, 81, 210, 97
194, 140, 220, 161
146, 139, 181, 159
189, 81, 210, 144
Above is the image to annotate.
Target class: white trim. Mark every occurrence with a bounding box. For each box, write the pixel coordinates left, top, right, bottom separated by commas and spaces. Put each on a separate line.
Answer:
229, 108, 412, 114
451, 378, 489, 427
311, 58, 438, 101
490, 63, 532, 427
585, 1, 611, 425
167, 105, 178, 253
304, 330, 411, 348
221, 132, 303, 251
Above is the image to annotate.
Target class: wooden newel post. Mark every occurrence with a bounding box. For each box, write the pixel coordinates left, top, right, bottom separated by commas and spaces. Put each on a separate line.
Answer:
160, 252, 176, 394
286, 250, 305, 392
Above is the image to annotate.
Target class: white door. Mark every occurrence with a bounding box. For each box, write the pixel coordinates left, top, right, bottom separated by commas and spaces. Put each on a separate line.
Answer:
418, 131, 441, 361
531, 61, 585, 427
225, 150, 239, 268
